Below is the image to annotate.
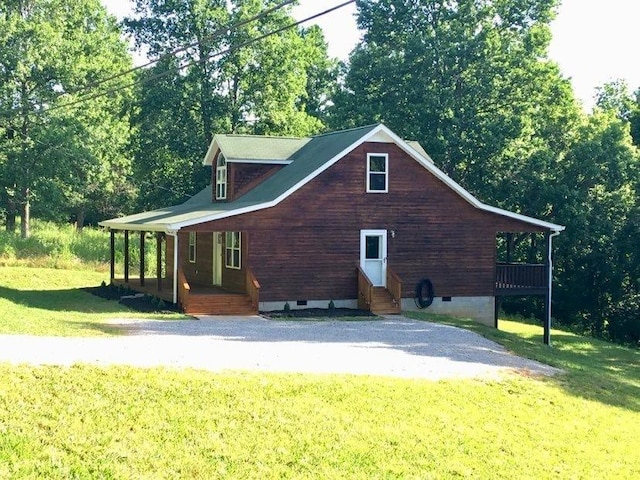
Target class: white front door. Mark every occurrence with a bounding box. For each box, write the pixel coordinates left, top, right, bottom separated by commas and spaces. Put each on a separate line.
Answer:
360, 230, 387, 287
212, 232, 222, 286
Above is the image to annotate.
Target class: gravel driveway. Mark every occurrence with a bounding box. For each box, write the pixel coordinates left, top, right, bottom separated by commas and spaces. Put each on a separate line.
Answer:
0, 316, 559, 380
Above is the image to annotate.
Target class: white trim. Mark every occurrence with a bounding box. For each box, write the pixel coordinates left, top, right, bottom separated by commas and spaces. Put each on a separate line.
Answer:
225, 158, 292, 165
188, 232, 196, 263
360, 229, 387, 287
103, 124, 564, 234
366, 153, 389, 193
171, 231, 178, 305
225, 231, 241, 270
215, 152, 227, 200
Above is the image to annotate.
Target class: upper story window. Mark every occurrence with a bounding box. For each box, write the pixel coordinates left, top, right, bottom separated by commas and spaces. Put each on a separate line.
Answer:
216, 152, 227, 200
367, 153, 388, 193
188, 232, 196, 263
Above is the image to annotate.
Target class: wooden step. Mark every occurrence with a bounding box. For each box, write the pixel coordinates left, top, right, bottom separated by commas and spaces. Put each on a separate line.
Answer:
183, 294, 257, 315
370, 287, 401, 315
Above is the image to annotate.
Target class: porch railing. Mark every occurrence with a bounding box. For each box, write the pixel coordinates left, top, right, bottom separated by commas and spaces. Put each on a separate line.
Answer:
246, 268, 261, 311
496, 263, 547, 295
387, 267, 402, 308
357, 266, 373, 310
178, 267, 191, 310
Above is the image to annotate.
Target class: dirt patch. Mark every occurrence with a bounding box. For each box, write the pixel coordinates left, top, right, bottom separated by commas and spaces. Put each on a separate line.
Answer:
262, 307, 376, 319
83, 285, 181, 314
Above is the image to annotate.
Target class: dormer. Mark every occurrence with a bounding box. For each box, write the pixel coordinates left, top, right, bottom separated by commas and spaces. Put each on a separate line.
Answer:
204, 134, 310, 202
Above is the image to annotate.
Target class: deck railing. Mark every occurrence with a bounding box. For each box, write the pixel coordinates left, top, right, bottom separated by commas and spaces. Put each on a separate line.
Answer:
357, 266, 374, 310
387, 267, 402, 308
246, 268, 261, 311
177, 268, 191, 310
496, 263, 547, 294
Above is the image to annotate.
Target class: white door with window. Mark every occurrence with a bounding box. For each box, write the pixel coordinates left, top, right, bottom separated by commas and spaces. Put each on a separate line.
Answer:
360, 230, 387, 287
212, 232, 222, 286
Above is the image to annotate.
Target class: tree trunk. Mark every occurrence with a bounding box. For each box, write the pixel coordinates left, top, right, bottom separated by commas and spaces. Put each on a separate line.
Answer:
76, 208, 85, 232
5, 197, 16, 233
20, 187, 30, 239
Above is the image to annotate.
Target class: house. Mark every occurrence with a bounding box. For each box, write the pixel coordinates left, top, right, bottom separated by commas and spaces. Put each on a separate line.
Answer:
100, 124, 564, 342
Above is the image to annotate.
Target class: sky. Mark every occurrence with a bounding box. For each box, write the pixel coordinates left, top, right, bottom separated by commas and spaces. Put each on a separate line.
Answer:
103, 0, 640, 111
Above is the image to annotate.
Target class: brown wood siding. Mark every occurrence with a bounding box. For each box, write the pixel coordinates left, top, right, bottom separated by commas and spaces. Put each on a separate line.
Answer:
209, 147, 285, 203
229, 163, 283, 200
189, 142, 553, 302
177, 232, 214, 287
220, 232, 248, 293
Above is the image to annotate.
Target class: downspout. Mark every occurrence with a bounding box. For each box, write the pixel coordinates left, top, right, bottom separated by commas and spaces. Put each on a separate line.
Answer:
545, 230, 562, 346
167, 230, 179, 305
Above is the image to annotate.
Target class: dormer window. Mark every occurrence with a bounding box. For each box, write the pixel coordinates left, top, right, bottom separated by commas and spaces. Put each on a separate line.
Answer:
216, 152, 227, 200
367, 153, 388, 193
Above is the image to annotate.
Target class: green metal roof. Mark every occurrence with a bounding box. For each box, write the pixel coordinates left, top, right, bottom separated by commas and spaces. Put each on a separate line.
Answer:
214, 134, 310, 163
99, 123, 565, 233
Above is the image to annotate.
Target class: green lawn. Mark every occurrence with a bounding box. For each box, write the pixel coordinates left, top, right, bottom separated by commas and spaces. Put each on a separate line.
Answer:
0, 266, 638, 478
0, 266, 187, 336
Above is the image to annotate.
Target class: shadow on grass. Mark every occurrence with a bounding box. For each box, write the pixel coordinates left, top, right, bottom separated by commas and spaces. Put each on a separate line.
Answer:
406, 312, 640, 412
0, 285, 134, 315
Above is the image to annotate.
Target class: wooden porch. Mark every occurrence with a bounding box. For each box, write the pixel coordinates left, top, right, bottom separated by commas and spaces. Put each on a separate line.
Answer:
495, 263, 548, 296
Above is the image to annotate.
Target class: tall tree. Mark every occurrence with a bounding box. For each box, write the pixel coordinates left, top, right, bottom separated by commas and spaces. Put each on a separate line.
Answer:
125, 0, 336, 208
552, 111, 639, 338
331, 0, 580, 214
0, 0, 134, 236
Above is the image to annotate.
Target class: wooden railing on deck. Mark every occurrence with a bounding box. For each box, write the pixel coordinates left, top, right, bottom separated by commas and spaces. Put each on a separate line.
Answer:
387, 267, 402, 307
246, 268, 261, 310
496, 263, 547, 294
357, 266, 373, 310
177, 268, 191, 310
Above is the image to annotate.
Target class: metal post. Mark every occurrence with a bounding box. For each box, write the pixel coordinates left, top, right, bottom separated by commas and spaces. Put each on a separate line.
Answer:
109, 230, 115, 283
124, 230, 129, 283
140, 231, 145, 287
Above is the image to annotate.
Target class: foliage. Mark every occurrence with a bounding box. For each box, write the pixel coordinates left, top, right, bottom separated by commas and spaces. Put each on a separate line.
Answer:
0, 219, 157, 274
0, 0, 135, 235
124, 0, 336, 208
552, 111, 639, 341
0, 266, 185, 336
330, 0, 580, 212
0, 315, 639, 477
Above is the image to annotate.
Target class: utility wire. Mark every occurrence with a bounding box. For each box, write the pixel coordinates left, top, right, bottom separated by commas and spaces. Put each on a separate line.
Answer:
67, 0, 298, 97
25, 0, 356, 116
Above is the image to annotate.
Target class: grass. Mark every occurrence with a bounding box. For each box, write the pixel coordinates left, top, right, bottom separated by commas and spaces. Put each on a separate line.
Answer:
0, 266, 187, 336
0, 229, 638, 477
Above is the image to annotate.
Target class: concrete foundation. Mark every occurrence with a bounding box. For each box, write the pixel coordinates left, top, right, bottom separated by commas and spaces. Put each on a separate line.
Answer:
401, 296, 495, 326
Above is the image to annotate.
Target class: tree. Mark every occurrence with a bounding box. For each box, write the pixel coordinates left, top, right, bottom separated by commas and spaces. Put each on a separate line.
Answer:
0, 0, 134, 236
552, 111, 639, 338
125, 0, 336, 208
330, 0, 581, 215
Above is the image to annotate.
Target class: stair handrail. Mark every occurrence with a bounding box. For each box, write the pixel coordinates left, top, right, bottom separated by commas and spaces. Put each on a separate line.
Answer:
357, 266, 374, 310
386, 267, 402, 308
246, 267, 261, 310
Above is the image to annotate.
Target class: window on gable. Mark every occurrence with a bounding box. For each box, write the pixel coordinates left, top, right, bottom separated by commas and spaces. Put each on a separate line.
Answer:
216, 152, 227, 200
188, 232, 196, 263
367, 153, 388, 193
225, 232, 241, 269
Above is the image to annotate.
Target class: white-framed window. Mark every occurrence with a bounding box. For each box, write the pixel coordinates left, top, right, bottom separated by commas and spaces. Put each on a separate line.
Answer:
225, 231, 241, 269
216, 152, 227, 200
367, 153, 388, 193
188, 232, 196, 263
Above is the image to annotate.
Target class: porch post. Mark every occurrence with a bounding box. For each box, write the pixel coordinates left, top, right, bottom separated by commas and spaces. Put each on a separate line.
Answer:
172, 232, 178, 304
140, 231, 145, 287
156, 233, 163, 291
124, 230, 129, 284
109, 230, 115, 283
543, 231, 551, 346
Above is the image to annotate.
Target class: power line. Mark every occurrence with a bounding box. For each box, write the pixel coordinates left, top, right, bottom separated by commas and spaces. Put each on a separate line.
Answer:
19, 0, 356, 116
67, 0, 298, 98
